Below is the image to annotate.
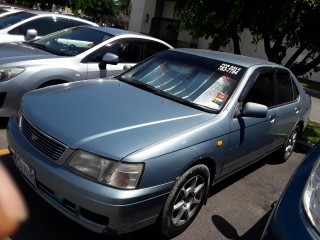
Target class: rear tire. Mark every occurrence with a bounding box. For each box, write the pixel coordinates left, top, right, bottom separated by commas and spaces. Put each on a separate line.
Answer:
159, 164, 210, 238
278, 125, 300, 162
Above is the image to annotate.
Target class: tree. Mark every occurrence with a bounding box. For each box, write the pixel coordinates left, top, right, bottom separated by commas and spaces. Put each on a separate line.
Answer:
174, 0, 320, 78
115, 0, 132, 17
69, 0, 117, 19
10, 0, 69, 9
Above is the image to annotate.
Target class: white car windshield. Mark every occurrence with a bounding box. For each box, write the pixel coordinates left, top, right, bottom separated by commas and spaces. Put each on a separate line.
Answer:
26, 27, 114, 56
120, 51, 246, 112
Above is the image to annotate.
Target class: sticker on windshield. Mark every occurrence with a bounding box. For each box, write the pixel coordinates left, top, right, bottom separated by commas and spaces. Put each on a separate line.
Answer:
217, 63, 242, 75
212, 92, 228, 105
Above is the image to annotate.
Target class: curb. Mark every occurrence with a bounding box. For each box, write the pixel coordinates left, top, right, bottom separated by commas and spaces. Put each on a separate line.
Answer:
304, 88, 320, 98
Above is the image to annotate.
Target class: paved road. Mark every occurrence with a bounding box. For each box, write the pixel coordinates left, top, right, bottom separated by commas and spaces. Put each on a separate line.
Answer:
305, 88, 320, 122
310, 96, 320, 122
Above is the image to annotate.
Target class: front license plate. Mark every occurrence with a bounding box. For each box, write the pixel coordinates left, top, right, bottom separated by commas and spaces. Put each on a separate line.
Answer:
13, 152, 36, 187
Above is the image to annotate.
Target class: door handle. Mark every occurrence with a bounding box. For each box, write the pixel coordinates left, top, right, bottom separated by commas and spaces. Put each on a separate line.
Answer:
295, 107, 300, 113
269, 114, 276, 123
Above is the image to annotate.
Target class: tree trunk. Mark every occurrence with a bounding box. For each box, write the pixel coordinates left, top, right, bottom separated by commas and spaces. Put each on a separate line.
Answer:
285, 46, 305, 68
291, 54, 320, 76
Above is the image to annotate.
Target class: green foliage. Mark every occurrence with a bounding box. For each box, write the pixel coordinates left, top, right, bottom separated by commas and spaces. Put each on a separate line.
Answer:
69, 0, 117, 18
302, 120, 320, 144
115, 0, 132, 17
174, 0, 320, 77
7, 0, 129, 24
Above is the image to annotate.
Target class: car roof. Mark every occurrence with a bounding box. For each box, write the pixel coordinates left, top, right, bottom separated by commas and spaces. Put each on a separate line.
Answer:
2, 9, 98, 25
75, 25, 173, 48
171, 48, 281, 68
83, 25, 145, 36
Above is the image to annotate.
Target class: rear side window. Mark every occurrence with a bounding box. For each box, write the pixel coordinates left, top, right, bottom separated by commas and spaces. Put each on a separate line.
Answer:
276, 70, 299, 105
67, 19, 91, 28
9, 16, 68, 36
142, 40, 170, 59
109, 40, 143, 63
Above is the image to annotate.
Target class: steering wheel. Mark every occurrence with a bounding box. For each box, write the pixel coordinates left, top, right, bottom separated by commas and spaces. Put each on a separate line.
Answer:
68, 44, 77, 52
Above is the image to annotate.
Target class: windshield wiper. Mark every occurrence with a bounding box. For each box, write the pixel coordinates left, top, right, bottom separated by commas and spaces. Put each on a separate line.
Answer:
120, 77, 161, 94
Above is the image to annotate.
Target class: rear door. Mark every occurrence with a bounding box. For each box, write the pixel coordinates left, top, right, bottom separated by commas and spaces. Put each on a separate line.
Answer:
268, 68, 301, 151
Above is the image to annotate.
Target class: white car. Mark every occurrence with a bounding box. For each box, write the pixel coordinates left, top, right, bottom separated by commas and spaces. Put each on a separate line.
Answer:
0, 25, 173, 117
0, 10, 98, 43
0, 8, 24, 17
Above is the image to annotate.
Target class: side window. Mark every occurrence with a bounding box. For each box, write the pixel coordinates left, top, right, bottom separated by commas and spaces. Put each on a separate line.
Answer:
276, 70, 298, 105
9, 17, 68, 36
244, 72, 275, 107
67, 19, 90, 28
108, 40, 143, 63
86, 40, 143, 63
142, 40, 170, 59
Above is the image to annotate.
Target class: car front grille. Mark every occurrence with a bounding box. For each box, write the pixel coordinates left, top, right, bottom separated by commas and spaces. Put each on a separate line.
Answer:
20, 115, 67, 162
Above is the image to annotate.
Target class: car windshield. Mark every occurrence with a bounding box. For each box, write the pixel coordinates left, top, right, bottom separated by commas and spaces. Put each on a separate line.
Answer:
0, 9, 8, 14
26, 27, 114, 56
0, 11, 34, 29
120, 51, 247, 112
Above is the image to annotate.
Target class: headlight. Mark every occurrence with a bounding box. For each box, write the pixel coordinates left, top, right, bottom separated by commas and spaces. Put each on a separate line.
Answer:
303, 156, 320, 233
0, 67, 25, 81
66, 150, 144, 189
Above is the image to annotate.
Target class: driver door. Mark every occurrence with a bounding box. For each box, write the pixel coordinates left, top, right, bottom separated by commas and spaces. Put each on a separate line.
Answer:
221, 67, 277, 175
85, 39, 143, 79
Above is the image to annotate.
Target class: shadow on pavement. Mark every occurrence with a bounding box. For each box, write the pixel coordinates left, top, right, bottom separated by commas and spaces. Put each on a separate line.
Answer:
0, 117, 9, 129
211, 204, 274, 240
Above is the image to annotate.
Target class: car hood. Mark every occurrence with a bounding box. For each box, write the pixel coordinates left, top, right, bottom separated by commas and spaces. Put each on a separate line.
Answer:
21, 79, 214, 160
0, 42, 56, 64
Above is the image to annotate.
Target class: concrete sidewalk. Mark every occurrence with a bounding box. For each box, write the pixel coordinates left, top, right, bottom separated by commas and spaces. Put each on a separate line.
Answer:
304, 87, 320, 99
304, 88, 320, 123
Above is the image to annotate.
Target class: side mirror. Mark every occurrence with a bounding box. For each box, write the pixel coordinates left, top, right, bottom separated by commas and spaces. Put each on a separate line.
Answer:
99, 53, 119, 70
242, 102, 268, 118
24, 29, 38, 41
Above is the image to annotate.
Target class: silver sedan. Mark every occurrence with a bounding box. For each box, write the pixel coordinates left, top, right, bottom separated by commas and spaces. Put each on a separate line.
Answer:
0, 25, 173, 117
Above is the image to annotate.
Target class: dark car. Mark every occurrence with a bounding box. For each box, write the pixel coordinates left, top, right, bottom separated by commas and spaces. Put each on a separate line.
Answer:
7, 48, 311, 238
261, 141, 320, 240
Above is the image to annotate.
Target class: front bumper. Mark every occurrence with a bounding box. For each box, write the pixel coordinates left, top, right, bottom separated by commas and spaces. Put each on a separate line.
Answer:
6, 116, 173, 235
0, 76, 27, 117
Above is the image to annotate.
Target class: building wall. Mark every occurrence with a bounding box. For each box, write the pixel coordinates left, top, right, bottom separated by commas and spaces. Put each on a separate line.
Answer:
128, 0, 319, 82
129, 0, 157, 34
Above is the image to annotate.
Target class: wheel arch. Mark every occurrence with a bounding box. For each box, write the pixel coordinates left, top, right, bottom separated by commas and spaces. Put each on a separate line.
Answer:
186, 157, 217, 204
37, 79, 68, 88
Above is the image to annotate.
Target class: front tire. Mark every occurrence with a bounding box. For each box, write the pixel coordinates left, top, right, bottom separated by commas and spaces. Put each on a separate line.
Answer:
159, 164, 210, 238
